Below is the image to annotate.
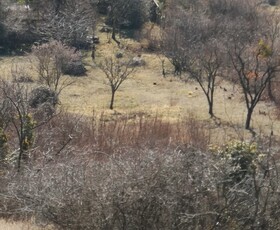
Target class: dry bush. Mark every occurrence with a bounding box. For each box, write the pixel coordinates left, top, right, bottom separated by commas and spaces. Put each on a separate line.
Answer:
2, 138, 280, 229
258, 80, 280, 119
2, 99, 280, 229
11, 63, 34, 83
134, 23, 162, 52
2, 148, 217, 230
37, 0, 96, 49
29, 87, 58, 109
31, 111, 210, 159
31, 40, 84, 94
0, 80, 59, 170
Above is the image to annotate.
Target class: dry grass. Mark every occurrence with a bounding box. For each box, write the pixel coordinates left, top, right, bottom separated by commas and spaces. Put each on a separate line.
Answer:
1, 6, 280, 230
0, 26, 279, 143
0, 219, 49, 230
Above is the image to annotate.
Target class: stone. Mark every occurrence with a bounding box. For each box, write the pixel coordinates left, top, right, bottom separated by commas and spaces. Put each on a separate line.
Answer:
130, 55, 146, 67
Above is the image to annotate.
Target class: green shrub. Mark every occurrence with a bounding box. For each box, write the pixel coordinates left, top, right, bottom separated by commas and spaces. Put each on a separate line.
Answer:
213, 140, 262, 184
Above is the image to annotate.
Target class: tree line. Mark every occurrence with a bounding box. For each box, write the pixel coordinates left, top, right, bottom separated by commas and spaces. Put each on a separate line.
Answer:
161, 0, 280, 129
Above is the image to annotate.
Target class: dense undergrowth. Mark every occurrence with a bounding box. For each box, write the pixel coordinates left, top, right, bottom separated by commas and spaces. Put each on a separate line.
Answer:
0, 110, 280, 229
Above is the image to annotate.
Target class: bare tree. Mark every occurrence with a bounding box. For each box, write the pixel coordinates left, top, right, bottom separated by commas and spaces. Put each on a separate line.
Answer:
102, 0, 150, 45
162, 27, 187, 76
263, 15, 280, 102
1, 1, 94, 52
37, 0, 96, 48
230, 40, 280, 129
162, 3, 224, 117
163, 0, 280, 127
99, 57, 135, 110
228, 13, 280, 129
185, 42, 223, 118
31, 40, 81, 95
0, 79, 58, 171
0, 81, 35, 171
161, 5, 190, 76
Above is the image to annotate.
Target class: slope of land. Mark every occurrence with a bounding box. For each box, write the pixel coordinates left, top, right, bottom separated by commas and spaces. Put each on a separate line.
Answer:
0, 24, 279, 145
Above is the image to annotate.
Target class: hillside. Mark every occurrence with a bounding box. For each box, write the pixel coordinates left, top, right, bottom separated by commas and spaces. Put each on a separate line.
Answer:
0, 28, 278, 144
2, 1, 280, 229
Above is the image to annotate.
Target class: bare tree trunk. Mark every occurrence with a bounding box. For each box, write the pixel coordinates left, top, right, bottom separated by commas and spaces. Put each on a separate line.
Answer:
209, 85, 215, 118
267, 78, 275, 102
110, 90, 116, 110
91, 45, 96, 60
112, 18, 120, 46
208, 100, 214, 118
198, 78, 215, 118
245, 108, 254, 130
206, 93, 214, 118
17, 148, 23, 172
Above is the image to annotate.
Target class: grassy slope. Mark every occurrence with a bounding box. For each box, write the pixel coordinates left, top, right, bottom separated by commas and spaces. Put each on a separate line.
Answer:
58, 30, 278, 142
1, 6, 280, 230
0, 24, 279, 144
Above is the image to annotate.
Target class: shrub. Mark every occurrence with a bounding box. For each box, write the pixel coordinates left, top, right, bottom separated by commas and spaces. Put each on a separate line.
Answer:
106, 0, 151, 30
61, 60, 86, 76
3, 141, 280, 229
0, 111, 212, 226
29, 86, 58, 109
29, 86, 58, 120
2, 111, 280, 229
2, 148, 217, 229
213, 140, 262, 184
31, 40, 84, 93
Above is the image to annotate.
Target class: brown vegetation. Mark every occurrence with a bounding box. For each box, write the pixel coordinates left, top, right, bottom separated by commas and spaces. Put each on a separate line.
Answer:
2, 0, 280, 229
0, 112, 279, 229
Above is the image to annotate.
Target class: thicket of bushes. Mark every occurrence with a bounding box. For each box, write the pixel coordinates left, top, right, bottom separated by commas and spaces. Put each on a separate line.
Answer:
0, 99, 279, 229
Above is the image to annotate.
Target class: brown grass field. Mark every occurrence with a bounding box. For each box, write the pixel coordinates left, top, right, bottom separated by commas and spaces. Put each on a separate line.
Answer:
0, 28, 279, 145
1, 10, 280, 230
